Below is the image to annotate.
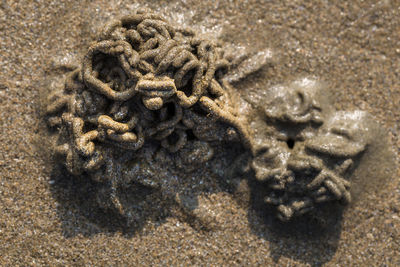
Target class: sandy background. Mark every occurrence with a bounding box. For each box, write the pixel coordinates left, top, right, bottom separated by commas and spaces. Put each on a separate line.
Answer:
1, 0, 399, 266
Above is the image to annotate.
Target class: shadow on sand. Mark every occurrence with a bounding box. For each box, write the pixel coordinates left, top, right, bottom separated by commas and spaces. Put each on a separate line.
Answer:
49, 161, 342, 267
246, 175, 343, 267
48, 163, 170, 238
47, 137, 342, 267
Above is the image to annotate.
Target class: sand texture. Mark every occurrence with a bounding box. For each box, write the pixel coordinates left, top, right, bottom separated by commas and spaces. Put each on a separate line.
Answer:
1, 0, 400, 266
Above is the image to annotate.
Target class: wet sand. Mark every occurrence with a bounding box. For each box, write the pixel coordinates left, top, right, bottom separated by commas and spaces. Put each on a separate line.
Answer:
1, 0, 399, 266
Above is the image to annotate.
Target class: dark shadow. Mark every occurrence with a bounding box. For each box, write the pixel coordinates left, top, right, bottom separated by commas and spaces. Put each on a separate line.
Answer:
43, 110, 343, 265
46, 134, 343, 267
211, 142, 341, 265
48, 163, 170, 238
246, 175, 343, 267
42, 107, 344, 265
46, 139, 247, 238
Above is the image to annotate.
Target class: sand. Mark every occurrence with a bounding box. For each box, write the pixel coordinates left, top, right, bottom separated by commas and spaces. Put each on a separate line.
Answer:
1, 0, 399, 266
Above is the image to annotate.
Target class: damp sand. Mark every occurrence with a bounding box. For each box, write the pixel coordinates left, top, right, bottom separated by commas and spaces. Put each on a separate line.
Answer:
1, 0, 399, 266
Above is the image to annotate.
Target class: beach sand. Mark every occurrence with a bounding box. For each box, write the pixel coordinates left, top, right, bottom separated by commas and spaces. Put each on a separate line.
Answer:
1, 0, 399, 266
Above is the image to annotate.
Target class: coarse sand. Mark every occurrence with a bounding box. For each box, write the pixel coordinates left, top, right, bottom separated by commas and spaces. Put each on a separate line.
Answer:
0, 0, 399, 266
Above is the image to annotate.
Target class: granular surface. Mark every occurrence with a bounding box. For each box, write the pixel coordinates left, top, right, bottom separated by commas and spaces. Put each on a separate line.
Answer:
0, 1, 399, 266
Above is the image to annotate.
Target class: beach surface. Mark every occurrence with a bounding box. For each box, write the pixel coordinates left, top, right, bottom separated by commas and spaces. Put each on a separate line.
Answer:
1, 0, 399, 266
